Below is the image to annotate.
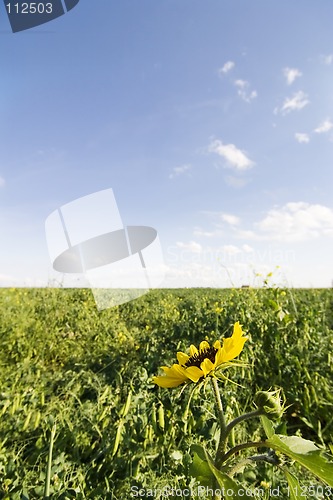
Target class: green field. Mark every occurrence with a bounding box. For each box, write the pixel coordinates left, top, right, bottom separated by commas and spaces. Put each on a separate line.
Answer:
0, 287, 332, 498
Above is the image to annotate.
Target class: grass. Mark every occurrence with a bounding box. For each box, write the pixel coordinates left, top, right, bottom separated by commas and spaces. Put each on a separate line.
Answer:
0, 287, 332, 498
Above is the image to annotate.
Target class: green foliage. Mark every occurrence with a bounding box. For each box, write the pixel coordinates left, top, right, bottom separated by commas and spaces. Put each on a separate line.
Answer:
191, 444, 253, 499
266, 435, 333, 486
0, 287, 332, 497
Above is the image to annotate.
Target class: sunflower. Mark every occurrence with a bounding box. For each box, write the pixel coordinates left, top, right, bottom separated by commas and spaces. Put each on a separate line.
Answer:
153, 322, 248, 388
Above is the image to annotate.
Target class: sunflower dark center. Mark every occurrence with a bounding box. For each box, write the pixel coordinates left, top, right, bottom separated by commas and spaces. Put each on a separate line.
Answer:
183, 346, 218, 369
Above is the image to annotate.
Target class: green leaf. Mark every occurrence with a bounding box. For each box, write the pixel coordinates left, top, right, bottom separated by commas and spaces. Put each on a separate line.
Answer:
260, 415, 275, 438
190, 444, 252, 499
208, 465, 253, 500
275, 420, 288, 435
283, 469, 303, 500
189, 444, 214, 487
266, 435, 333, 486
268, 299, 279, 311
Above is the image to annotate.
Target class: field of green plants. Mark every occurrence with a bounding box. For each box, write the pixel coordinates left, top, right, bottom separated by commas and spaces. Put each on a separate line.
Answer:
0, 286, 333, 499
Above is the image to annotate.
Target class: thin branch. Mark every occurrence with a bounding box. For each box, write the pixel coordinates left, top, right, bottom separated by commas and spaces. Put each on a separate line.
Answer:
220, 440, 268, 464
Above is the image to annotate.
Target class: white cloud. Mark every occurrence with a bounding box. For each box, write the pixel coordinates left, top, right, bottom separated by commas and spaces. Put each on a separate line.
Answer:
219, 61, 235, 76
243, 90, 257, 102
242, 244, 254, 253
208, 139, 255, 171
276, 91, 309, 115
256, 202, 333, 241
234, 79, 247, 88
0, 273, 18, 284
176, 241, 202, 253
225, 175, 249, 188
0, 176, 5, 187
283, 67, 302, 85
162, 261, 218, 288
0, 273, 47, 286
314, 118, 333, 133
234, 79, 257, 102
295, 132, 310, 143
222, 245, 241, 255
169, 164, 192, 179
193, 228, 219, 238
221, 213, 240, 226
234, 228, 258, 239
321, 54, 333, 65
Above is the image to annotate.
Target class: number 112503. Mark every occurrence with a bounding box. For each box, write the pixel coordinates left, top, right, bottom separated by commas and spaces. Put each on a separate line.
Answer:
6, 3, 53, 14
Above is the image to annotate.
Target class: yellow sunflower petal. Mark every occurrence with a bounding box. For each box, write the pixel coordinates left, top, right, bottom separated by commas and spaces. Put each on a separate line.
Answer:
199, 340, 210, 351
214, 344, 225, 367
184, 366, 205, 383
213, 340, 221, 349
220, 322, 248, 363
233, 322, 244, 340
200, 358, 215, 376
177, 351, 189, 365
189, 344, 199, 356
153, 364, 188, 388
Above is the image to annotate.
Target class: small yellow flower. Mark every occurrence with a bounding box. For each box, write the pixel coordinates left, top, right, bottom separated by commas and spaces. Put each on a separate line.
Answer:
214, 302, 223, 314
153, 322, 248, 388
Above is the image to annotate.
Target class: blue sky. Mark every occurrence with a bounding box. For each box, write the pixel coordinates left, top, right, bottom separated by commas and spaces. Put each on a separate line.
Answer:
1, 0, 333, 288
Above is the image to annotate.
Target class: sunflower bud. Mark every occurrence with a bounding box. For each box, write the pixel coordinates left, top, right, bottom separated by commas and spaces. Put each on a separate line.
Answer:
254, 390, 284, 421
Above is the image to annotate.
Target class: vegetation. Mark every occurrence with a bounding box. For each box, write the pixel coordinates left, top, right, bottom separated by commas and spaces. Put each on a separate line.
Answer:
0, 286, 332, 498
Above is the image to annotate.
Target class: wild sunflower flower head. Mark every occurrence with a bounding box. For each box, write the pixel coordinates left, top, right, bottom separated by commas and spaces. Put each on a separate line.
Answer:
153, 322, 248, 388
254, 389, 285, 420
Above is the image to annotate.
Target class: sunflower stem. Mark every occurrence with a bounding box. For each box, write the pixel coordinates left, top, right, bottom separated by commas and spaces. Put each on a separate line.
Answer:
225, 408, 262, 436
211, 377, 228, 470
183, 382, 201, 434
220, 440, 267, 464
